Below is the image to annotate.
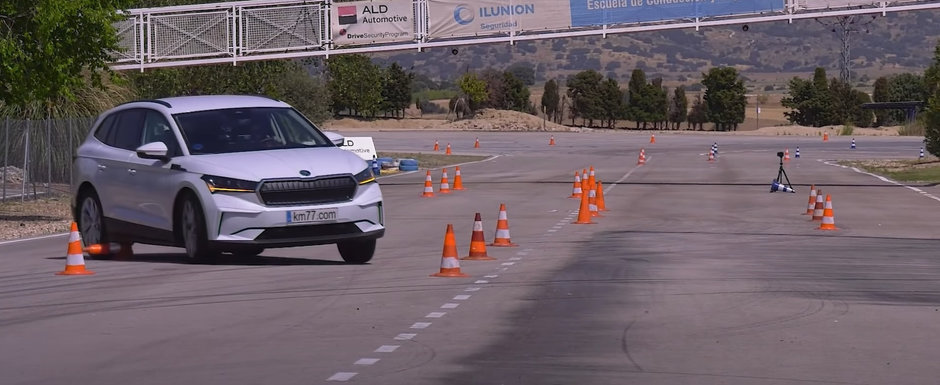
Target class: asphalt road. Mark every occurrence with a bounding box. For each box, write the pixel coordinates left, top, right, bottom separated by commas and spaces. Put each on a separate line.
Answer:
2, 132, 939, 385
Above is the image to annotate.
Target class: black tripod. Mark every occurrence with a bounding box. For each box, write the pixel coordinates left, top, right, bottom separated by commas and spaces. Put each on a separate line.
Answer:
774, 151, 794, 192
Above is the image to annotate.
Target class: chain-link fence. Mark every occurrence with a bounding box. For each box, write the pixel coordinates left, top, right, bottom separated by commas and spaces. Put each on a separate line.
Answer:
1, 117, 96, 202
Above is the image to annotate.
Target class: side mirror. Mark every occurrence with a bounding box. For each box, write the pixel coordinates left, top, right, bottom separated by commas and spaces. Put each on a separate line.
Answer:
324, 131, 345, 146
136, 141, 170, 162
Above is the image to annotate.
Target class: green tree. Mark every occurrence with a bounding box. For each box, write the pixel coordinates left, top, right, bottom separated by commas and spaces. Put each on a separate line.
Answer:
598, 77, 624, 128
687, 94, 708, 130
381, 62, 413, 118
541, 79, 560, 123
0, 0, 133, 109
327, 54, 383, 117
644, 78, 668, 129
502, 72, 530, 113
566, 70, 604, 127
668, 86, 688, 130
872, 76, 890, 127
886, 73, 927, 125
626, 69, 648, 128
457, 72, 488, 112
828, 77, 871, 127
924, 40, 940, 157
925, 40, 940, 98
702, 67, 747, 131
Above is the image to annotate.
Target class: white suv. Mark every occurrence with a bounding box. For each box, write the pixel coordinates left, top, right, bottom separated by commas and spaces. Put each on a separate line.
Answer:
71, 95, 384, 263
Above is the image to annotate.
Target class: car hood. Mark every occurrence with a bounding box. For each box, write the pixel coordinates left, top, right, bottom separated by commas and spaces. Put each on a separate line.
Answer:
179, 148, 369, 181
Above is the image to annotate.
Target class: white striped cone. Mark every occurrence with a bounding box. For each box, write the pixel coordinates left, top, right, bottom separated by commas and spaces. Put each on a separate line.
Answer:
490, 204, 518, 247
421, 171, 435, 197
57, 222, 94, 275
439, 168, 451, 193
804, 186, 817, 215
588, 188, 599, 217
811, 193, 825, 221
818, 195, 838, 230
795, 147, 801, 158
570, 172, 583, 198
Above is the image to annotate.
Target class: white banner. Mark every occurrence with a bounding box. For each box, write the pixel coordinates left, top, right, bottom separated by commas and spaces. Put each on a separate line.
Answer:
427, 0, 572, 39
331, 0, 414, 46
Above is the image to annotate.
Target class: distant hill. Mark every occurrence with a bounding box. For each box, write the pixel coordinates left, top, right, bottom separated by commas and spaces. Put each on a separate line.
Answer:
371, 9, 940, 91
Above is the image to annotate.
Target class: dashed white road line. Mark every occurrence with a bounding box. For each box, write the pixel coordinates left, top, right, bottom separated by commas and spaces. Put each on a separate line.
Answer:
441, 303, 459, 309
426, 312, 446, 318
327, 372, 357, 382
375, 345, 399, 353
410, 322, 432, 329
394, 333, 416, 340
354, 358, 379, 365
453, 295, 471, 300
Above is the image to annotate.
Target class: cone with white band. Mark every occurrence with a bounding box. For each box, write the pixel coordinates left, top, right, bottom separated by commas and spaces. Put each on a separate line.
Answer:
490, 203, 518, 247
57, 222, 94, 275
803, 185, 817, 215
439, 168, 451, 194
569, 171, 583, 198
818, 194, 838, 230
463, 213, 495, 260
431, 224, 469, 277
453, 166, 465, 190
811, 191, 825, 221
421, 170, 435, 197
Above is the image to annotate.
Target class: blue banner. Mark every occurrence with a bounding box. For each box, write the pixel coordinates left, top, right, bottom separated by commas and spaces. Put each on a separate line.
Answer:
570, 0, 785, 27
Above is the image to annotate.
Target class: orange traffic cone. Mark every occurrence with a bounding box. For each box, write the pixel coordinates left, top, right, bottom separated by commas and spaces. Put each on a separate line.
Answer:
811, 191, 825, 221
784, 148, 790, 162
490, 203, 518, 247
588, 185, 601, 217
421, 170, 435, 197
445, 143, 452, 155
637, 149, 646, 165
84, 242, 133, 259
57, 222, 94, 275
463, 213, 495, 261
431, 224, 469, 277
596, 180, 607, 211
707, 150, 715, 162
439, 168, 452, 194
573, 186, 595, 224
823, 132, 829, 142
818, 194, 838, 230
549, 135, 555, 146
650, 134, 656, 144
581, 169, 589, 193
588, 166, 596, 189
453, 166, 465, 190
433, 140, 440, 151
569, 171, 583, 198
803, 185, 817, 215
474, 137, 480, 148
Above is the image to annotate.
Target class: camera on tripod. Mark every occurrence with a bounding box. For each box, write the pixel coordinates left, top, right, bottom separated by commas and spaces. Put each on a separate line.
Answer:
777, 151, 784, 159
771, 151, 795, 193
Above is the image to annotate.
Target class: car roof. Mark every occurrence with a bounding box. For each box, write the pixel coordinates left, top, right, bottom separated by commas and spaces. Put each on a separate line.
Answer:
120, 95, 291, 114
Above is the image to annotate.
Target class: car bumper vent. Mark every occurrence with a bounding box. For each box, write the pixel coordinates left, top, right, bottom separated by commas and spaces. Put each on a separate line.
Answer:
259, 176, 357, 205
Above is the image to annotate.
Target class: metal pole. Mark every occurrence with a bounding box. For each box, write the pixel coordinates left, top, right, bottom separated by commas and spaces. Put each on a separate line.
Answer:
22, 119, 29, 201
46, 117, 52, 195
2, 117, 7, 202
68, 119, 73, 189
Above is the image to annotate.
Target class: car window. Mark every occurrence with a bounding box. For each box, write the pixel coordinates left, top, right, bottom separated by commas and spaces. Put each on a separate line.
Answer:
93, 114, 118, 144
108, 109, 146, 151
142, 111, 182, 157
174, 107, 331, 155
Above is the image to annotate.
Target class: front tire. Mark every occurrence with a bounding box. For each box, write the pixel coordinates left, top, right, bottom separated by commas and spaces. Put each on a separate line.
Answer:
77, 190, 112, 259
337, 239, 376, 264
178, 194, 219, 262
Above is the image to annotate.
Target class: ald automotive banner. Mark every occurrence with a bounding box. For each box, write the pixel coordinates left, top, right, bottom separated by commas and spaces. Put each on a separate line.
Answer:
427, 0, 573, 39
331, 0, 414, 46
570, 0, 786, 27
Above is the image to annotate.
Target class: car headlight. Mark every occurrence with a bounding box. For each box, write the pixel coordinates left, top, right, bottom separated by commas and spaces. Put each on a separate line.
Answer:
201, 175, 258, 193
353, 167, 376, 185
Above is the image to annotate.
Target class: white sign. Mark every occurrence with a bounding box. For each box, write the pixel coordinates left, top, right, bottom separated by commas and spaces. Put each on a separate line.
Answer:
341, 136, 377, 161
427, 0, 572, 39
331, 0, 414, 46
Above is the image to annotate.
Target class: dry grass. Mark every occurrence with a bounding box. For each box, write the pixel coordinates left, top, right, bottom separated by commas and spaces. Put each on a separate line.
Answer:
0, 193, 72, 241
840, 159, 940, 183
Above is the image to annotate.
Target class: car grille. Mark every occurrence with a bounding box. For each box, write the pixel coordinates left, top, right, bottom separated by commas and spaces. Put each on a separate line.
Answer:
259, 176, 357, 206
257, 223, 361, 240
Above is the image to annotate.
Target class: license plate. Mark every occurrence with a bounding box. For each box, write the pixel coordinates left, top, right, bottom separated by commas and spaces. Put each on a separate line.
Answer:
286, 208, 338, 224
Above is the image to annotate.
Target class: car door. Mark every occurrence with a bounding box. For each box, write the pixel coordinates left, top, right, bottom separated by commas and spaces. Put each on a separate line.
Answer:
89, 108, 145, 225
123, 110, 185, 232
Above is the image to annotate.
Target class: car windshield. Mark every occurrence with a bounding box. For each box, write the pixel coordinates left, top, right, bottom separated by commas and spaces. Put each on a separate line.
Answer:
174, 107, 331, 155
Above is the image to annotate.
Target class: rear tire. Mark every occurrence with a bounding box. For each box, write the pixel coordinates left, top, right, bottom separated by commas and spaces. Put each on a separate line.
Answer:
178, 194, 219, 263
337, 239, 375, 264
77, 190, 112, 260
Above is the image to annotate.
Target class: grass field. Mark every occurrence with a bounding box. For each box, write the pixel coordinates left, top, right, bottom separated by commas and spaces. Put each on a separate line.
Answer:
841, 159, 940, 183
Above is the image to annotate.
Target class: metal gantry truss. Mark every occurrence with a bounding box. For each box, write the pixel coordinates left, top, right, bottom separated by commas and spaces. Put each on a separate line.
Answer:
111, 0, 940, 71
